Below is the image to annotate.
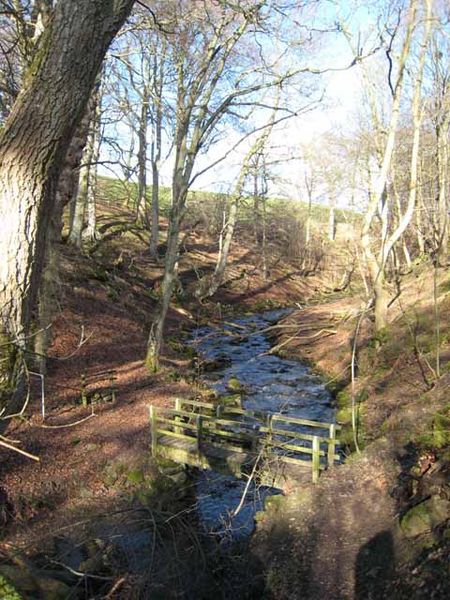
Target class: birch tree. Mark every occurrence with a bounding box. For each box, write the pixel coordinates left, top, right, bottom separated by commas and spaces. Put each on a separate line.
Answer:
357, 0, 432, 332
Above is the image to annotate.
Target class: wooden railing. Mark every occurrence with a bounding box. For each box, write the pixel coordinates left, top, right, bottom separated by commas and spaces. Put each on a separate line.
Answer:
149, 399, 341, 484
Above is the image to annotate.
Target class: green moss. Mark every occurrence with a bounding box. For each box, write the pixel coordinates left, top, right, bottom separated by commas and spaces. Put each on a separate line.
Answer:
432, 406, 450, 448
400, 497, 450, 538
127, 469, 145, 485
217, 393, 242, 407
336, 389, 351, 409
0, 575, 23, 600
227, 376, 243, 392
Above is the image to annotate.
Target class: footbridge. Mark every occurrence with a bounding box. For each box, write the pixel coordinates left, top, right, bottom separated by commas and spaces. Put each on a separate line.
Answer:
149, 399, 341, 489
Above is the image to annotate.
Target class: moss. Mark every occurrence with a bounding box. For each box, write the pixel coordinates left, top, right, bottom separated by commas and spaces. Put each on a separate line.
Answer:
127, 469, 145, 485
432, 406, 450, 448
400, 497, 450, 538
227, 376, 243, 392
336, 389, 351, 410
217, 393, 242, 407
0, 575, 23, 600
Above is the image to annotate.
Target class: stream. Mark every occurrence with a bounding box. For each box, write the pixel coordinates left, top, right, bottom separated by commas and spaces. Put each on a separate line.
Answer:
190, 309, 335, 541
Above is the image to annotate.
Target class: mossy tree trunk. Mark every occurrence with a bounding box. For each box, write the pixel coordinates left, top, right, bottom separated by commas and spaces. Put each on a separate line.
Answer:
0, 0, 133, 418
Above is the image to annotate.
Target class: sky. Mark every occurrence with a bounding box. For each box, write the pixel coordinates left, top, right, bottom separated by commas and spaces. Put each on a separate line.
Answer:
98, 0, 378, 205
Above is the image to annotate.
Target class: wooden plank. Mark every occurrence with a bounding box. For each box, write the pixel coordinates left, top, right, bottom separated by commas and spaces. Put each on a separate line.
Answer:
312, 436, 320, 483
203, 426, 254, 443
156, 428, 196, 442
197, 415, 203, 451
208, 417, 255, 428
328, 423, 336, 468
157, 417, 198, 431
266, 454, 325, 469
271, 414, 341, 430
264, 440, 325, 457
177, 398, 216, 410
260, 425, 338, 445
174, 398, 182, 435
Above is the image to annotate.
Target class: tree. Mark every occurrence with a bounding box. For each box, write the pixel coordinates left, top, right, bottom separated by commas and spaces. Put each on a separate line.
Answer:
0, 0, 134, 418
352, 0, 432, 332
146, 0, 315, 370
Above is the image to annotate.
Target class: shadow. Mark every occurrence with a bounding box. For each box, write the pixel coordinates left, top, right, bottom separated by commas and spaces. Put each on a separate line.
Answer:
354, 530, 395, 600
219, 269, 307, 303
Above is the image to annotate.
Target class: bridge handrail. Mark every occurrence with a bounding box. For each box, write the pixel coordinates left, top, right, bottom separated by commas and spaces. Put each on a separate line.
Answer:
149, 400, 341, 484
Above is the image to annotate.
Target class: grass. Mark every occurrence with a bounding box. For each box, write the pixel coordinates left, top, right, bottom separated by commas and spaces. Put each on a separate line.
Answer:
96, 174, 360, 227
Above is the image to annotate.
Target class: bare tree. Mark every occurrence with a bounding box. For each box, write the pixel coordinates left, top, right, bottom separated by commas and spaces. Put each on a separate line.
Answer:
145, 0, 309, 370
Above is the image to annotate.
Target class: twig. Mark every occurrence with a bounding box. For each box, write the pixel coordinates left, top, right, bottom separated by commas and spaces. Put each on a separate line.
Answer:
105, 576, 127, 599
38, 413, 96, 429
0, 438, 40, 461
232, 448, 264, 517
54, 326, 93, 361
267, 328, 337, 355
49, 559, 113, 581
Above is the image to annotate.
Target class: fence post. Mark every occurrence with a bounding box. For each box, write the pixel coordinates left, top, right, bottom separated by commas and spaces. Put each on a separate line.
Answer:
328, 423, 336, 468
174, 398, 182, 435
109, 370, 117, 403
196, 415, 203, 451
149, 405, 158, 456
80, 374, 87, 407
266, 414, 273, 444
312, 436, 320, 484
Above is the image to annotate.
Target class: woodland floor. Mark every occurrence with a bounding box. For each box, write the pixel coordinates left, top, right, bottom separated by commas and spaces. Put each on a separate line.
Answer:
0, 206, 322, 550
1, 206, 449, 598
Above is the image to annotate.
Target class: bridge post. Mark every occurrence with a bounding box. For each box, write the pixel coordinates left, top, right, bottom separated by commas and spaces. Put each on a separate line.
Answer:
196, 415, 203, 451
328, 423, 336, 468
312, 436, 320, 483
174, 398, 182, 435
149, 405, 158, 456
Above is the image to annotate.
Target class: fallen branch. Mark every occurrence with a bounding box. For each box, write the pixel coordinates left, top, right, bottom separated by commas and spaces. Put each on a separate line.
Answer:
38, 413, 96, 429
0, 438, 40, 461
267, 328, 337, 355
232, 448, 264, 517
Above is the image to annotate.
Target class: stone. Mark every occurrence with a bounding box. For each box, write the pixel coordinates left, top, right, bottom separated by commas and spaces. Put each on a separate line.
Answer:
35, 577, 71, 600
400, 496, 450, 538
227, 377, 244, 392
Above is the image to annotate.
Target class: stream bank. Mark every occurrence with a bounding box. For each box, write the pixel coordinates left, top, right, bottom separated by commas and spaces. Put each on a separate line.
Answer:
251, 287, 450, 599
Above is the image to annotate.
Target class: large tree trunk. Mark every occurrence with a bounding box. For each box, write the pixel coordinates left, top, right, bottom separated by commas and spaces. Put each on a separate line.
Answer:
0, 0, 133, 417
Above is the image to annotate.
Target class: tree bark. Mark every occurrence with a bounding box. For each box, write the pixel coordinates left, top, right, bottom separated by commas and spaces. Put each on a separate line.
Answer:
0, 0, 133, 416
146, 177, 187, 371
136, 92, 149, 223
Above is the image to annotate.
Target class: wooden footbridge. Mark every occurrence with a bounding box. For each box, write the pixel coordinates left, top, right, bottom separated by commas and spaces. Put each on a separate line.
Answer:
149, 399, 341, 489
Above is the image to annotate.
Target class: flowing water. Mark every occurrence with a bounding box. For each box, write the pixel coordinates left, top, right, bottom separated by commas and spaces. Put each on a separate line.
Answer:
190, 309, 336, 541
